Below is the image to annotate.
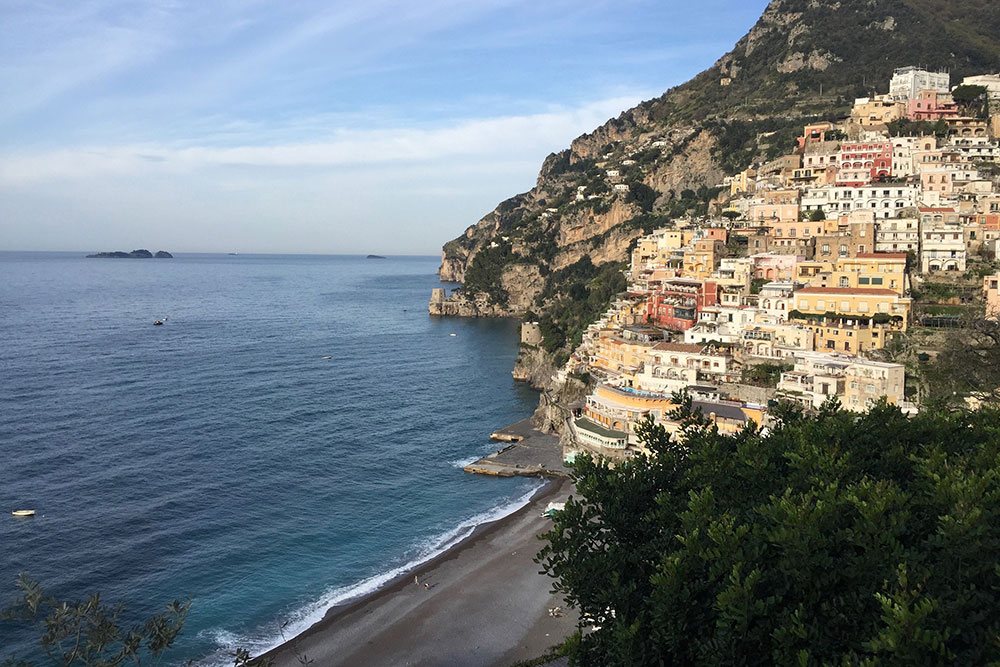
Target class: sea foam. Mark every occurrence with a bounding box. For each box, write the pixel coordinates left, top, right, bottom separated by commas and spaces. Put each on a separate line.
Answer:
195, 481, 544, 665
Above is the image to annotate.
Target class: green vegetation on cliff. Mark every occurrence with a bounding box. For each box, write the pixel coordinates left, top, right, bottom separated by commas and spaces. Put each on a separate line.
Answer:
529, 257, 627, 354
460, 241, 515, 304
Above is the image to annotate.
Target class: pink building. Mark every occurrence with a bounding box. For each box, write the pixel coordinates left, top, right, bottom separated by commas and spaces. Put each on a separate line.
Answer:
752, 254, 803, 281
985, 271, 1000, 320
699, 227, 728, 243
908, 90, 959, 121
837, 140, 893, 187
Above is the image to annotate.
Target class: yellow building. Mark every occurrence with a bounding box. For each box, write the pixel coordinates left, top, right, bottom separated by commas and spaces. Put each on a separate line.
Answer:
843, 360, 907, 411
791, 286, 911, 352
851, 96, 906, 128
631, 228, 696, 270
575, 383, 764, 452
797, 253, 907, 295
730, 167, 758, 196
748, 189, 801, 223
590, 334, 655, 376
682, 239, 724, 279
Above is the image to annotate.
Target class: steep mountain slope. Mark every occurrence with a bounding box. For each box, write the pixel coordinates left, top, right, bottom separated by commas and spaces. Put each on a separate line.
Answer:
435, 0, 1000, 349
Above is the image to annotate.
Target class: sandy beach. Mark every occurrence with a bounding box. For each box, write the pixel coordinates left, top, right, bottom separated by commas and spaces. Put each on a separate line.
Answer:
259, 477, 578, 667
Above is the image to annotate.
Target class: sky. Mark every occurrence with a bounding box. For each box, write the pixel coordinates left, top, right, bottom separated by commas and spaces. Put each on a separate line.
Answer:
0, 0, 770, 255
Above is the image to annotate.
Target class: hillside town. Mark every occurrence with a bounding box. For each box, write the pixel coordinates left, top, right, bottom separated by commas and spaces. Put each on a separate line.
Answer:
525, 67, 1000, 460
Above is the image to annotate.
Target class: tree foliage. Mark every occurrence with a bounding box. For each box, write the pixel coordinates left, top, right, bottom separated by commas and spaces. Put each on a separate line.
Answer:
626, 183, 658, 213
538, 398, 1000, 665
887, 118, 950, 137
951, 84, 989, 117
1, 574, 189, 666
460, 241, 515, 304
922, 313, 1000, 407
534, 256, 627, 352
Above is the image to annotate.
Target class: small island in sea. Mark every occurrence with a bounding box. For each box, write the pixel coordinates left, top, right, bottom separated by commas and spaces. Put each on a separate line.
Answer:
366, 254, 386, 259
87, 249, 173, 258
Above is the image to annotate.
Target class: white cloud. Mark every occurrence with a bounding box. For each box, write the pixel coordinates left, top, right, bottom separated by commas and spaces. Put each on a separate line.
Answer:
0, 94, 648, 185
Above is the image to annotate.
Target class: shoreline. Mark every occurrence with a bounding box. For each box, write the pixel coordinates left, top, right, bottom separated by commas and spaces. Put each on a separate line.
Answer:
258, 476, 576, 666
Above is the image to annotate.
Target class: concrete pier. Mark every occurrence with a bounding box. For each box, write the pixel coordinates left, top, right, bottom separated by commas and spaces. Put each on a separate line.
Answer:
464, 419, 571, 478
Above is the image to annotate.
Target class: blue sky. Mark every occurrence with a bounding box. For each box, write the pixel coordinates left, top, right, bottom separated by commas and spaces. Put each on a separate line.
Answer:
0, 0, 770, 254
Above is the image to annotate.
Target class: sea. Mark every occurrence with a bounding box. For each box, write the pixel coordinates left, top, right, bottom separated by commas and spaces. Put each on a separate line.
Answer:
0, 252, 542, 664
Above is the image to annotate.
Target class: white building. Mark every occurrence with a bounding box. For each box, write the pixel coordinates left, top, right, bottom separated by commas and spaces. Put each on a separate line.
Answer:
803, 185, 920, 218
875, 218, 920, 253
891, 136, 936, 177
921, 220, 967, 272
949, 137, 1000, 163
889, 67, 950, 100
741, 322, 815, 360
757, 281, 799, 322
960, 73, 1000, 100
777, 352, 908, 412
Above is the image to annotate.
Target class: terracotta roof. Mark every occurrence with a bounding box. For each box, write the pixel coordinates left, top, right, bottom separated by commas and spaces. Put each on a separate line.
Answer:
652, 342, 704, 353
855, 253, 907, 259
795, 287, 899, 296
918, 207, 957, 212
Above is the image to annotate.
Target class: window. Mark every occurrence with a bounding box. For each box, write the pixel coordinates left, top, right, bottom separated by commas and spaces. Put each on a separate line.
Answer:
859, 277, 870, 285
872, 277, 883, 285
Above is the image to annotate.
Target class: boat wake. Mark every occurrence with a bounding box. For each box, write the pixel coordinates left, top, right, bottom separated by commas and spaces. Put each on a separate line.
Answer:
195, 481, 544, 665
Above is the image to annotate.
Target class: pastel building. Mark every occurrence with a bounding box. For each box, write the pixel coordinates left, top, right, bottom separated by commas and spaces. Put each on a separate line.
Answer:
645, 279, 719, 332
748, 189, 801, 222
920, 207, 966, 273
889, 67, 949, 99
573, 383, 763, 453
791, 287, 911, 352
777, 352, 907, 412
984, 271, 1000, 319
752, 253, 802, 281
908, 89, 959, 121
837, 140, 893, 186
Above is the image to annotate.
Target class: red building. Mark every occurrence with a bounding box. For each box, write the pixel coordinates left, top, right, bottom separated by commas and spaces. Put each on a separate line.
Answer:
645, 279, 719, 331
837, 140, 893, 187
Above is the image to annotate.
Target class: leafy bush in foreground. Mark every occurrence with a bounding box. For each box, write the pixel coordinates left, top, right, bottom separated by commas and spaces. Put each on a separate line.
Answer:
538, 398, 1000, 666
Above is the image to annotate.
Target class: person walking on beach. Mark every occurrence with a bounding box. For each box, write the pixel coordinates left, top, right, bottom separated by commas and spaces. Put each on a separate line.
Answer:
414, 575, 419, 585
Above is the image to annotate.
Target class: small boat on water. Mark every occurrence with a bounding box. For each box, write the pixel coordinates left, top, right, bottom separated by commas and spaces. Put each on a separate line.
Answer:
321, 356, 332, 360
153, 320, 163, 325
449, 333, 457, 337
12, 510, 35, 517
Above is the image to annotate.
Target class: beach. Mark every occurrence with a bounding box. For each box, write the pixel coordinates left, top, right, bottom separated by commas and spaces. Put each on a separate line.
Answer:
260, 477, 578, 667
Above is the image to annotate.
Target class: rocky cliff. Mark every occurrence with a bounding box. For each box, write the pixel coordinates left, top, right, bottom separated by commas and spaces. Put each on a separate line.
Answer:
434, 0, 1000, 329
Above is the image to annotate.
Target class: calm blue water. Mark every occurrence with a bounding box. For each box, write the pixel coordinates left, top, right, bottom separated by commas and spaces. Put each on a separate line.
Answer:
0, 252, 540, 664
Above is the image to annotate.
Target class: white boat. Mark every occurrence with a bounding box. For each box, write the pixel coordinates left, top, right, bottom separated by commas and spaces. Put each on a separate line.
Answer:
449, 333, 457, 337
12, 509, 35, 517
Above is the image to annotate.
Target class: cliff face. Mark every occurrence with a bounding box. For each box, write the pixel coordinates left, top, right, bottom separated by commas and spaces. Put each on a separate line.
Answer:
435, 0, 1000, 320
